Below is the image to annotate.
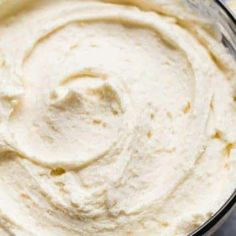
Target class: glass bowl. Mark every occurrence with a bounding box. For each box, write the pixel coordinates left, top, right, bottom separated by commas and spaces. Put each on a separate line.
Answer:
0, 1, 234, 235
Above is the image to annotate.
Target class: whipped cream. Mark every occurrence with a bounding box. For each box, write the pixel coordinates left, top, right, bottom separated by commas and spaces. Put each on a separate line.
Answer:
0, 1, 235, 235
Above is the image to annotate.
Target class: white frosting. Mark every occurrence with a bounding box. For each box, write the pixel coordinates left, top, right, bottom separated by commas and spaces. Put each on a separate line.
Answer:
0, 1, 235, 235
229, 0, 236, 10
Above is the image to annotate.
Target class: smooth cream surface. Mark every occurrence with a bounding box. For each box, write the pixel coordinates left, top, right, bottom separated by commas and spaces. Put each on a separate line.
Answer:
229, 0, 236, 11
0, 0, 236, 235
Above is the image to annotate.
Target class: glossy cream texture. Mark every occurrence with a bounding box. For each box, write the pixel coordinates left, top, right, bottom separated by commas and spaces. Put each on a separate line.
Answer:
0, 0, 236, 235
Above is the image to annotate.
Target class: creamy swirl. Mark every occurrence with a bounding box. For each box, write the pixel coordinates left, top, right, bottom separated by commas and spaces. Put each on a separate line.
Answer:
0, 0, 235, 235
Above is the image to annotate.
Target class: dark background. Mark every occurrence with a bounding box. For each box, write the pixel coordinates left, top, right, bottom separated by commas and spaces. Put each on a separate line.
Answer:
214, 209, 236, 236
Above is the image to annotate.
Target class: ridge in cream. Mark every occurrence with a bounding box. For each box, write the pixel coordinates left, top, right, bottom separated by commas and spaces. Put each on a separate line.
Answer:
0, 0, 235, 235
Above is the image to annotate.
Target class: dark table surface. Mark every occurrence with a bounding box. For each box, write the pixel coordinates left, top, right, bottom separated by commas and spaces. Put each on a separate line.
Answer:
214, 209, 236, 236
